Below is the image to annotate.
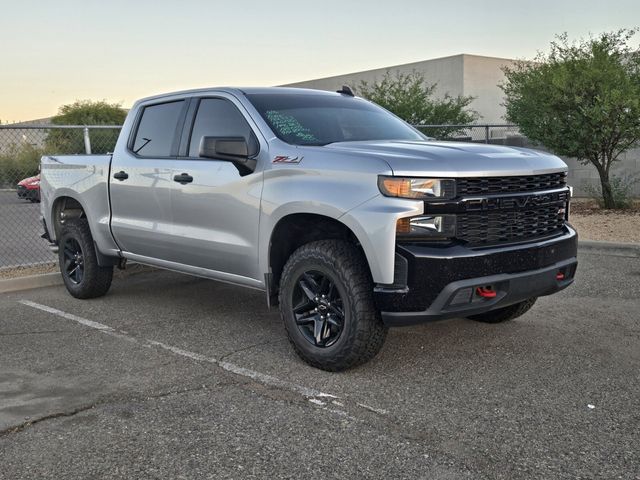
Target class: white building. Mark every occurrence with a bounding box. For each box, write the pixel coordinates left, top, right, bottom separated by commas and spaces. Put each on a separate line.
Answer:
283, 54, 518, 123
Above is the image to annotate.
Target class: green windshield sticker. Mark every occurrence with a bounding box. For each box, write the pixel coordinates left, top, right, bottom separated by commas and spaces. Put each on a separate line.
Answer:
266, 111, 318, 143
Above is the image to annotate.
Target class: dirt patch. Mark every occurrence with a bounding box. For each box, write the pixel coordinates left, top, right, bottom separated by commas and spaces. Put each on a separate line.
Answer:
0, 263, 58, 279
571, 198, 640, 216
570, 214, 640, 243
570, 199, 640, 243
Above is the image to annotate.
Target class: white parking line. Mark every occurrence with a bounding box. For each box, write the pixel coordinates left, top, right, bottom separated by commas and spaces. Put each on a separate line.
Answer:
18, 299, 353, 416
357, 403, 389, 415
148, 339, 334, 400
19, 300, 114, 331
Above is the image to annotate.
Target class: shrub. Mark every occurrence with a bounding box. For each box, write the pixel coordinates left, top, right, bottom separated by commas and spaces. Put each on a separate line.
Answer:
0, 143, 43, 187
583, 173, 639, 209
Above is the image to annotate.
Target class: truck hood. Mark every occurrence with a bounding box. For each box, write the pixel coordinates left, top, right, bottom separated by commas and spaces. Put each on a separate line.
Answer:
324, 140, 567, 177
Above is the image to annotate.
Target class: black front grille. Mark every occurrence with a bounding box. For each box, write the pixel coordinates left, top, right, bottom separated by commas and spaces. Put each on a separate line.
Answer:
456, 204, 566, 246
456, 172, 566, 197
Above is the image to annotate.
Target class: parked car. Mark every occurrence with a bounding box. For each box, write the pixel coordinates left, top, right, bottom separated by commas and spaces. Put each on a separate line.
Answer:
17, 174, 40, 202
40, 87, 577, 371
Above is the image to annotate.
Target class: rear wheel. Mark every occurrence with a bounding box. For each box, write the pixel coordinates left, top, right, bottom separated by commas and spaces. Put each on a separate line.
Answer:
279, 240, 387, 371
466, 298, 537, 323
58, 219, 113, 299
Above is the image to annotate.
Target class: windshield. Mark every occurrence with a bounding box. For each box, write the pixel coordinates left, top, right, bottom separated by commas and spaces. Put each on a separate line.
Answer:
245, 93, 425, 146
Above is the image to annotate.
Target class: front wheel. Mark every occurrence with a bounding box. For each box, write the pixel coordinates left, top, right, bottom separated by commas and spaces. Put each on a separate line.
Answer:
466, 298, 537, 323
58, 219, 113, 299
278, 240, 387, 371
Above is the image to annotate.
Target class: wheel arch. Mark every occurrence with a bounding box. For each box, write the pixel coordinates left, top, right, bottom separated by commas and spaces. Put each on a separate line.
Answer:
266, 212, 370, 306
50, 194, 89, 241
50, 194, 119, 267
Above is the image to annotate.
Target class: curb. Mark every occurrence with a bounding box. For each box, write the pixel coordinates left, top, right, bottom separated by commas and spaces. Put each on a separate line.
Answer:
0, 264, 157, 294
0, 272, 63, 294
578, 240, 640, 256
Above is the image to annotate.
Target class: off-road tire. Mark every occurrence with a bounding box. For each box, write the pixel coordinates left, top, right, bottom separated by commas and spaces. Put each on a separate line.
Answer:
58, 218, 113, 299
279, 240, 387, 371
466, 297, 537, 323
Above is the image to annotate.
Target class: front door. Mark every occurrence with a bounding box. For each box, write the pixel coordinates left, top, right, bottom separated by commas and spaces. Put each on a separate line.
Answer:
169, 97, 262, 281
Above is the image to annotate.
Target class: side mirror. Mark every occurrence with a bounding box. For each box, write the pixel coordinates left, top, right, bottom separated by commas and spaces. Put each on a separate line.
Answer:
199, 136, 258, 175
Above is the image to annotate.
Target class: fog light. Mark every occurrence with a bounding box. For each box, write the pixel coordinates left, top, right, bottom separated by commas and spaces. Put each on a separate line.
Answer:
396, 215, 456, 238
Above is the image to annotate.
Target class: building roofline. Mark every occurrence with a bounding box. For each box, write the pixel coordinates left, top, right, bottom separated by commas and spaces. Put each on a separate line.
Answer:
9, 117, 53, 126
282, 53, 517, 86
459, 53, 519, 62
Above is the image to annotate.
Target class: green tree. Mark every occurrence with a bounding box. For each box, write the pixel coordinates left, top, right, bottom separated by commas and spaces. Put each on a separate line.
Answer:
45, 100, 127, 154
501, 29, 640, 209
357, 70, 479, 139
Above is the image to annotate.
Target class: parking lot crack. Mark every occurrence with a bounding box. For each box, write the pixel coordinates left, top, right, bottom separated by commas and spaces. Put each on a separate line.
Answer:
0, 385, 225, 437
217, 339, 282, 363
0, 329, 70, 336
0, 404, 97, 436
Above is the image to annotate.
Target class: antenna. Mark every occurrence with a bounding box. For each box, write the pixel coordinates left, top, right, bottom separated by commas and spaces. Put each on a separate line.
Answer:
336, 85, 354, 97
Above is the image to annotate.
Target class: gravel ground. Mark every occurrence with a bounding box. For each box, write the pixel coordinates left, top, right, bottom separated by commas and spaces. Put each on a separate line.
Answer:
571, 200, 640, 243
0, 263, 57, 279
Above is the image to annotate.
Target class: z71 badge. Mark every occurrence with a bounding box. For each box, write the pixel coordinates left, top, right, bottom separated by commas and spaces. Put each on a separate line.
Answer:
272, 155, 303, 164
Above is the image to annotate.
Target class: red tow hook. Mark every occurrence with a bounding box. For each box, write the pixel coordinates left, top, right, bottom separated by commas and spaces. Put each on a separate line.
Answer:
556, 272, 565, 281
476, 286, 497, 298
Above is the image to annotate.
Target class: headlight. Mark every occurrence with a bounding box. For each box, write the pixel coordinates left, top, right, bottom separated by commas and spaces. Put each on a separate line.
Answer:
396, 215, 456, 239
378, 176, 455, 200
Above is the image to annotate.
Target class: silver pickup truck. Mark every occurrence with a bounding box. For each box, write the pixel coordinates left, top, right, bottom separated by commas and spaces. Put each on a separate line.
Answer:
40, 87, 578, 371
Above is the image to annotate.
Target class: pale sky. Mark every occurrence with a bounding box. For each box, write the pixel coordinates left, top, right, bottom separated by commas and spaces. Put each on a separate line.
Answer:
1, 0, 638, 122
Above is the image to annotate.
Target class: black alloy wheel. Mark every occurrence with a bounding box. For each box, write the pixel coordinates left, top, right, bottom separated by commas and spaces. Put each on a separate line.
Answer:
292, 270, 345, 347
62, 237, 84, 285
57, 218, 113, 299
279, 239, 388, 371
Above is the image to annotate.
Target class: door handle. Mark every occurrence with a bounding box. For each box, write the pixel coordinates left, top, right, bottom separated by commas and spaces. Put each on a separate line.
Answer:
173, 173, 194, 184
113, 170, 129, 181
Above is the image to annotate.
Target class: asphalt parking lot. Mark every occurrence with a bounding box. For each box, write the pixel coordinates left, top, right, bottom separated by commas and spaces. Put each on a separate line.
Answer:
1, 246, 638, 479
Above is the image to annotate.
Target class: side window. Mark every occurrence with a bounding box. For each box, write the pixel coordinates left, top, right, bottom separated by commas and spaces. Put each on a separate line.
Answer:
132, 101, 184, 157
188, 98, 253, 157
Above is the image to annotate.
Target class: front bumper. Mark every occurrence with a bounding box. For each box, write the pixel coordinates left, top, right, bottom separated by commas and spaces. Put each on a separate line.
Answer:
375, 226, 578, 326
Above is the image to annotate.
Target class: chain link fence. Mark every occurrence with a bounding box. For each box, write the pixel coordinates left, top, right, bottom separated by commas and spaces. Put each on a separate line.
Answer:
0, 123, 533, 273
414, 124, 525, 145
0, 125, 121, 273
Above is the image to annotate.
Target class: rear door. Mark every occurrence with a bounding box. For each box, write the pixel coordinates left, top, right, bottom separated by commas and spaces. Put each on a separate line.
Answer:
168, 96, 263, 280
109, 100, 187, 260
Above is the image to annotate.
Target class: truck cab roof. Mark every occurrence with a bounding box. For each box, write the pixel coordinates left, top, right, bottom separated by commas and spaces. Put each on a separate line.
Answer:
135, 86, 341, 104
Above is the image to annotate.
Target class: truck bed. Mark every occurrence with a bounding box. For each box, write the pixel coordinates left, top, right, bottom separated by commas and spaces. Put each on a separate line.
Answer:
40, 154, 118, 256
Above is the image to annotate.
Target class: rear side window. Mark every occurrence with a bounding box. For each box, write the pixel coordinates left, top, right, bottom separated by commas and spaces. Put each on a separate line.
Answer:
188, 98, 253, 157
132, 101, 184, 157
